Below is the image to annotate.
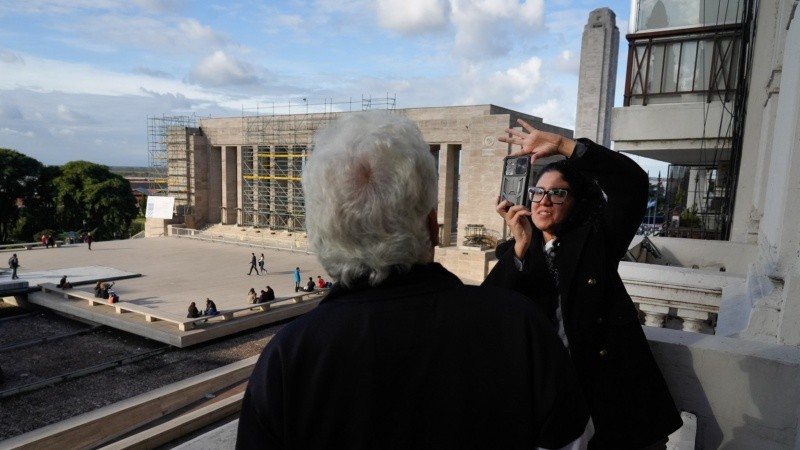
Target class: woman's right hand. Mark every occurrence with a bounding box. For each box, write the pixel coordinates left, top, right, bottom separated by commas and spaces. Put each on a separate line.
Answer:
496, 199, 532, 259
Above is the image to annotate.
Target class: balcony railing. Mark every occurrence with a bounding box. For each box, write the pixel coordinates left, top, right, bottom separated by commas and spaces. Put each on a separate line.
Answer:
624, 24, 743, 106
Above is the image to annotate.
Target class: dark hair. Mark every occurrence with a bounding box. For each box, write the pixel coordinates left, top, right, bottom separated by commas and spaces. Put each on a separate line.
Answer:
536, 159, 605, 234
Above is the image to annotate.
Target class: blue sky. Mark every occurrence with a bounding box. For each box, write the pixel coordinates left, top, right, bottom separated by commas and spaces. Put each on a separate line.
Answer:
0, 0, 668, 174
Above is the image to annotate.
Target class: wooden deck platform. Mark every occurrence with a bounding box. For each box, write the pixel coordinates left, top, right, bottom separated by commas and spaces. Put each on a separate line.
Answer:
27, 285, 327, 348
2, 238, 331, 348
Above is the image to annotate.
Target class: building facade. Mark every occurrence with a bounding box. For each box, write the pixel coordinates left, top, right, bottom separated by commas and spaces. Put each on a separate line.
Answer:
152, 105, 571, 281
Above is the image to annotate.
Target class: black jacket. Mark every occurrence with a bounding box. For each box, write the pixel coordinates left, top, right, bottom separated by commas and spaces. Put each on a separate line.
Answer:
237, 263, 590, 449
484, 139, 682, 448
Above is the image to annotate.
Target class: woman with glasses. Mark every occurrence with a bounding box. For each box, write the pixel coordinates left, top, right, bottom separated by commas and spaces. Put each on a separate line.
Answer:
484, 118, 681, 449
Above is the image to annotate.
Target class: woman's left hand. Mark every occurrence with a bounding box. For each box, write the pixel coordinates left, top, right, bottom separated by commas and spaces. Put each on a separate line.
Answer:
499, 118, 576, 164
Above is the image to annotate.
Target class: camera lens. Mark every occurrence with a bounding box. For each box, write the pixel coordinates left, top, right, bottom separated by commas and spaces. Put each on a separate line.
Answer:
516, 158, 527, 174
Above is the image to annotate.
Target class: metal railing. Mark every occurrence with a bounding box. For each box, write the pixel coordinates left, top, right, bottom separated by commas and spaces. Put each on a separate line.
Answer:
624, 24, 743, 106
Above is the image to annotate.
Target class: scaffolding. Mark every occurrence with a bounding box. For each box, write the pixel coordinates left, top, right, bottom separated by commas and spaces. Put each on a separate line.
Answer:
240, 96, 396, 231
147, 115, 198, 216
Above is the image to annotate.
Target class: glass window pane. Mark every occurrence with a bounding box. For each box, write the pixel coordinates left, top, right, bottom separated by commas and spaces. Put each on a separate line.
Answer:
648, 44, 666, 94
678, 41, 699, 91
663, 42, 681, 93
635, 0, 744, 32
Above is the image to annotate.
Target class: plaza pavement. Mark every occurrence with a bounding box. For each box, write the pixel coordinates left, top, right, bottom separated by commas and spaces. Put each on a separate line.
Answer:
1, 237, 329, 318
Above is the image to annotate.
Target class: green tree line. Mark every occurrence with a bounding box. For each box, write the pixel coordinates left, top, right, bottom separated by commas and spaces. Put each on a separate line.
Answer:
0, 148, 140, 244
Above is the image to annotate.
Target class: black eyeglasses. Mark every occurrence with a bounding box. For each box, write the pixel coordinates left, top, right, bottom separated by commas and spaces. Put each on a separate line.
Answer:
528, 187, 570, 204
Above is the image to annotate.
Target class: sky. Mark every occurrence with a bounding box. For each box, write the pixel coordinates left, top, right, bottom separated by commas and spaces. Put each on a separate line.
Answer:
0, 0, 669, 175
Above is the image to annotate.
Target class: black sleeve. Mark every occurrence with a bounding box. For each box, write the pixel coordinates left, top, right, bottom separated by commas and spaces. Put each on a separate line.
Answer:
527, 305, 591, 448
571, 139, 649, 259
482, 239, 556, 319
237, 345, 285, 449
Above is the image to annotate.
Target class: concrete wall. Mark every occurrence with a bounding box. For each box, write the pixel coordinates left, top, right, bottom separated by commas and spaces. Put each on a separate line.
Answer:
729, 0, 786, 246
433, 247, 493, 286
611, 103, 734, 164
647, 327, 800, 449
647, 236, 757, 276
746, 0, 800, 347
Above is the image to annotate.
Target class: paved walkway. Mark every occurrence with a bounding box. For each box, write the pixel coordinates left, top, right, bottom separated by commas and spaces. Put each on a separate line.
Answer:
0, 237, 328, 318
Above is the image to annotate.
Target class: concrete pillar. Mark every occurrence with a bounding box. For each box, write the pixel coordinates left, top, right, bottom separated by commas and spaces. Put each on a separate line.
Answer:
440, 144, 459, 247
189, 133, 209, 227
236, 146, 244, 225
221, 146, 238, 225
677, 309, 709, 333
640, 304, 669, 327
207, 146, 222, 225
575, 7, 619, 146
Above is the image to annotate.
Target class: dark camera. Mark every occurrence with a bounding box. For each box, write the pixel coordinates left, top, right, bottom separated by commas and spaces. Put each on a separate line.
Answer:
499, 155, 532, 207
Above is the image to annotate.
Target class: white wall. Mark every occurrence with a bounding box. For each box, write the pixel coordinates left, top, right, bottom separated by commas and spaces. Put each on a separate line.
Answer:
646, 327, 800, 449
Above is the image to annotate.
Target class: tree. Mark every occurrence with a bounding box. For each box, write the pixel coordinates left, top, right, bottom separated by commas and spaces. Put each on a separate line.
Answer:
14, 165, 60, 242
0, 149, 43, 243
53, 161, 138, 240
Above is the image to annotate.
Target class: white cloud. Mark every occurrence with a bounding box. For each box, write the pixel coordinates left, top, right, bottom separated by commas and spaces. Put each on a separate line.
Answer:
56, 104, 94, 123
453, 57, 544, 107
177, 18, 225, 45
550, 49, 579, 74
0, 52, 227, 104
450, 0, 546, 60
187, 51, 260, 87
0, 127, 35, 137
376, 0, 450, 34
532, 97, 570, 127
133, 67, 175, 79
50, 127, 75, 137
0, 103, 24, 120
132, 0, 184, 14
0, 0, 634, 167
0, 0, 123, 15
274, 14, 304, 30
0, 49, 24, 64
490, 57, 543, 103
70, 15, 230, 55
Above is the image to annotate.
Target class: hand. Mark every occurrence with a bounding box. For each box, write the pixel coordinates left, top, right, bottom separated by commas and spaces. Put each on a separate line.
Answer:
496, 198, 533, 259
499, 119, 576, 164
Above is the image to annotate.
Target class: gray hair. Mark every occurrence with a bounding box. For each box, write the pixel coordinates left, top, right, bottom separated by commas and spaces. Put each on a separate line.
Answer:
302, 111, 438, 287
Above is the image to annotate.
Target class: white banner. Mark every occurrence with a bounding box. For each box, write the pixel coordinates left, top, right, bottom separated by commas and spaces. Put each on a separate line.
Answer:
145, 196, 175, 219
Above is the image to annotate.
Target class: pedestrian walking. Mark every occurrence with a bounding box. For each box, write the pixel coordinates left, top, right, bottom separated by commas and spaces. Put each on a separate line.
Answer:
8, 254, 19, 280
258, 253, 266, 274
294, 267, 301, 292
86, 232, 93, 250
248, 253, 259, 275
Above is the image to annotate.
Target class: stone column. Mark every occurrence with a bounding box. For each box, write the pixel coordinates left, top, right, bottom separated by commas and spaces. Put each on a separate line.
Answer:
640, 304, 669, 328
677, 309, 710, 333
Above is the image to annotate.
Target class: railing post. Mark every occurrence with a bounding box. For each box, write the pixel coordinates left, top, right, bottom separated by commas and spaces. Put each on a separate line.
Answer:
639, 304, 669, 328
676, 309, 710, 333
